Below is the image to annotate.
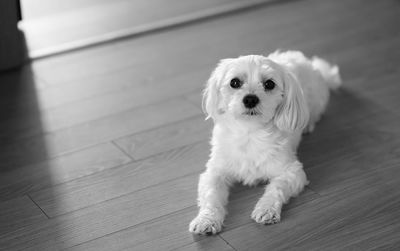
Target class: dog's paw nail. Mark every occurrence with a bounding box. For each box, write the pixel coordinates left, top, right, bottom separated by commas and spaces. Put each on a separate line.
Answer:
251, 207, 281, 225
189, 215, 222, 235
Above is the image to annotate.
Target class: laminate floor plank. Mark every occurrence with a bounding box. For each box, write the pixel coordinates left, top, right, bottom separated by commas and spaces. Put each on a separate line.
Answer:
220, 165, 400, 250
0, 72, 135, 115
0, 99, 201, 168
299, 114, 396, 169
0, 70, 207, 141
174, 237, 235, 251
184, 91, 202, 108
114, 115, 212, 160
0, 143, 131, 201
0, 65, 45, 97
349, 72, 400, 115
297, 67, 400, 151
67, 206, 235, 251
307, 154, 400, 197
29, 142, 209, 217
63, 179, 319, 251
223, 186, 320, 231
5, 68, 209, 115
304, 120, 400, 195
65, 207, 205, 251
0, 173, 199, 250
0, 196, 47, 236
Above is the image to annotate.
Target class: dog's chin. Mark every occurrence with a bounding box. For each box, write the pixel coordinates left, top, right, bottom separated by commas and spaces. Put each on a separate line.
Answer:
233, 108, 274, 125
235, 109, 265, 123
243, 110, 261, 116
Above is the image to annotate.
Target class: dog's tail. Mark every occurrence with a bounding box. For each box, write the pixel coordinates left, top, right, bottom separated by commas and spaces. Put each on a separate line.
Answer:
311, 57, 342, 90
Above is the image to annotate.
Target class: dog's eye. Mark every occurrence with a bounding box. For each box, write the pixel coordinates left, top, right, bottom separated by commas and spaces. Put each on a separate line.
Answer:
263, 79, 275, 90
230, 78, 242, 89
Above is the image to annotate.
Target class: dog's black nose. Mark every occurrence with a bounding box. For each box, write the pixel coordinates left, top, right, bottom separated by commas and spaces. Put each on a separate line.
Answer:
243, 94, 259, 108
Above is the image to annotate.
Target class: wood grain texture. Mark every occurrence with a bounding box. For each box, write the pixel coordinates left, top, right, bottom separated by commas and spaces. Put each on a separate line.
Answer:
0, 143, 131, 201
114, 116, 212, 160
0, 173, 200, 250
67, 207, 234, 251
0, 70, 207, 141
0, 99, 201, 168
220, 164, 400, 250
174, 237, 235, 251
63, 183, 319, 251
29, 142, 209, 217
0, 0, 399, 250
184, 91, 203, 108
0, 196, 47, 235
66, 207, 206, 251
223, 186, 320, 231
65, 184, 318, 251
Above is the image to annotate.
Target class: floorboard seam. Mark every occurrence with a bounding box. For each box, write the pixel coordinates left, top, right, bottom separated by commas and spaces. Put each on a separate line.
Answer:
27, 194, 51, 219
132, 139, 208, 162
218, 234, 239, 251
28, 70, 204, 114
26, 140, 207, 206
110, 113, 204, 143
4, 94, 203, 148
47, 171, 202, 219
66, 205, 198, 249
110, 140, 136, 161
305, 185, 322, 196
8, 112, 203, 171
12, 154, 137, 199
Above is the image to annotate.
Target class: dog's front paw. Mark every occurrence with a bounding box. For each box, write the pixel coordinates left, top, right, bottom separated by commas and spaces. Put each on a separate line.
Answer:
251, 206, 281, 225
189, 214, 223, 235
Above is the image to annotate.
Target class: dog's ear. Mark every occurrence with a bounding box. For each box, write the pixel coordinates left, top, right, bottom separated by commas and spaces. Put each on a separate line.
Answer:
202, 59, 232, 120
274, 70, 309, 132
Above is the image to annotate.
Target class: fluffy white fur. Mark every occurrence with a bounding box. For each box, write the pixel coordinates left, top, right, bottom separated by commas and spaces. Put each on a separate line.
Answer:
189, 50, 341, 235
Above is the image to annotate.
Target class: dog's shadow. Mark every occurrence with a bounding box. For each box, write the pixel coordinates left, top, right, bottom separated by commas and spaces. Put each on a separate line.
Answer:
299, 87, 399, 193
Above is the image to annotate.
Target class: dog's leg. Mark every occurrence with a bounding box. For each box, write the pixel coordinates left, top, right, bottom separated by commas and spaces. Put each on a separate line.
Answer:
251, 161, 308, 224
189, 169, 231, 235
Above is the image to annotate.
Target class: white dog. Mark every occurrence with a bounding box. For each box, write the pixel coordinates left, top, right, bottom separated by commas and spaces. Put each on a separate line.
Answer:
189, 50, 341, 235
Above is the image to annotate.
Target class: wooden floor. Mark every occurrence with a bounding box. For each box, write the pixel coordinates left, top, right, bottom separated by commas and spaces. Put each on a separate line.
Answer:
1, 0, 400, 250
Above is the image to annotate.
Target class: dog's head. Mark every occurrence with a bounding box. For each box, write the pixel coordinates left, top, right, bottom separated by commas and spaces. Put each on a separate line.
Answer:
203, 55, 309, 132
